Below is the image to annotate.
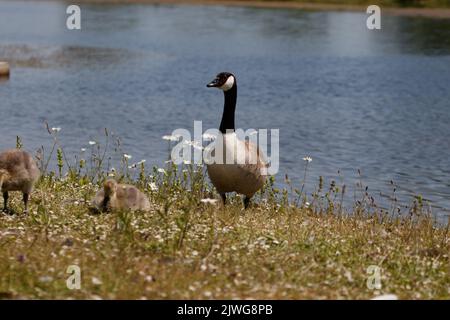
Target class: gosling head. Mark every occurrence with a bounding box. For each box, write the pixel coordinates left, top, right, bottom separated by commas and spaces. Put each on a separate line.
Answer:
207, 72, 236, 92
103, 179, 118, 197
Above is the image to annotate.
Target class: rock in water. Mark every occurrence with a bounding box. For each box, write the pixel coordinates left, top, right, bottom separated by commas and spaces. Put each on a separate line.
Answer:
0, 62, 10, 77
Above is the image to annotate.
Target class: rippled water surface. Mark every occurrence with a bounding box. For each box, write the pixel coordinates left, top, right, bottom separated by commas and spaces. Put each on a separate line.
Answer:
1, 1, 450, 222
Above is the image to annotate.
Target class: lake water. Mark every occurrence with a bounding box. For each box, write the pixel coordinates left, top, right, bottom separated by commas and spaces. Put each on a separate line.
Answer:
1, 1, 450, 222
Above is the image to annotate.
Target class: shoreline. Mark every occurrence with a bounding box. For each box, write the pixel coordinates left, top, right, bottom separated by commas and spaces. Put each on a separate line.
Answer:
0, 168, 448, 299
49, 0, 450, 19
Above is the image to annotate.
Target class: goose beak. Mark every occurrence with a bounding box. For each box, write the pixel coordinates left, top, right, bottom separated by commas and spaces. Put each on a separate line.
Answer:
207, 78, 220, 88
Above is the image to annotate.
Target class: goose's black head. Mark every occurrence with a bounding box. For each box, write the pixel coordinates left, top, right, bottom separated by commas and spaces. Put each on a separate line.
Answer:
206, 72, 236, 91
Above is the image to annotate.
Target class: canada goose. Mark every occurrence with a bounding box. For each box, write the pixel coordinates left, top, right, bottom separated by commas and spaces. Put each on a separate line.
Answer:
92, 179, 150, 212
0, 149, 40, 213
206, 72, 267, 208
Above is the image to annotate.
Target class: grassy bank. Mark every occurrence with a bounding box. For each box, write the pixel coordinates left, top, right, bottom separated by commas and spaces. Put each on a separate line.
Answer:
50, 0, 450, 8
41, 0, 450, 18
0, 134, 448, 299
287, 0, 450, 8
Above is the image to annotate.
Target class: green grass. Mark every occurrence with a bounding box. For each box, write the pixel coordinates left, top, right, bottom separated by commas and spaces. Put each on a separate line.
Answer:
0, 133, 448, 299
51, 0, 450, 9
285, 0, 450, 8
239, 0, 450, 9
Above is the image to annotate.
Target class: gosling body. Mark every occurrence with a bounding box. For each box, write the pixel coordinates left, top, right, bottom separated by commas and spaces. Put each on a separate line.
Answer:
92, 179, 150, 212
0, 149, 40, 213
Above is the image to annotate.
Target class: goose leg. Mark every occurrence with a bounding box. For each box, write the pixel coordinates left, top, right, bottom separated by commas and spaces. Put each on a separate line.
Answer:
2, 191, 8, 213
243, 196, 251, 209
101, 196, 110, 213
23, 193, 29, 213
220, 193, 226, 205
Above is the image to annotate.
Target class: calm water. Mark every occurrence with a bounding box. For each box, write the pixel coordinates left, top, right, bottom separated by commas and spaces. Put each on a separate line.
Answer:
1, 1, 450, 222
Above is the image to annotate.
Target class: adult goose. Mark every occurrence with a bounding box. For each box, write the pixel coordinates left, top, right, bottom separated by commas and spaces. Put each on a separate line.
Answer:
92, 179, 151, 212
0, 149, 40, 214
206, 72, 267, 208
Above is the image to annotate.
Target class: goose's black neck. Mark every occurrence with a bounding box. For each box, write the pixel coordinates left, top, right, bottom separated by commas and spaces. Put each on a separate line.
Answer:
219, 83, 237, 134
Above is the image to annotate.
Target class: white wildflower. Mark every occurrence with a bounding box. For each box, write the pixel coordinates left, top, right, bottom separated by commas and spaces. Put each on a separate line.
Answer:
344, 271, 354, 282
80, 148, 86, 152
202, 133, 217, 141
91, 277, 103, 285
371, 294, 398, 300
162, 135, 180, 142
303, 156, 312, 163
184, 140, 203, 150
157, 168, 166, 174
148, 182, 158, 191
204, 291, 212, 298
51, 127, 61, 133
38, 276, 54, 283
123, 154, 132, 160
88, 141, 96, 145
200, 198, 218, 205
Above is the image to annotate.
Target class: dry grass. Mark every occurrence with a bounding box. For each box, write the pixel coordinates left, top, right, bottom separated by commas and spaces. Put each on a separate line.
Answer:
44, 0, 450, 10
0, 142, 448, 300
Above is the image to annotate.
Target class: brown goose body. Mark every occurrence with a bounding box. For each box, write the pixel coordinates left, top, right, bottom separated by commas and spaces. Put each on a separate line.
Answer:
92, 179, 150, 212
0, 149, 40, 213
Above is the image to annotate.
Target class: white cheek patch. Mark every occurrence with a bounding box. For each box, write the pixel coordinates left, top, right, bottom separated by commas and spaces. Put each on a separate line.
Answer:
220, 76, 235, 91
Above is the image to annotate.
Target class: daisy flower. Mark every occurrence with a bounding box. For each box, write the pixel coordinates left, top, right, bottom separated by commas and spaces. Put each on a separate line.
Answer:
200, 198, 218, 205
162, 135, 180, 142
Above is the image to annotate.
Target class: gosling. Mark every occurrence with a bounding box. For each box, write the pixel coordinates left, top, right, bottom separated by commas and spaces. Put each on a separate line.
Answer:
92, 179, 151, 212
0, 149, 40, 213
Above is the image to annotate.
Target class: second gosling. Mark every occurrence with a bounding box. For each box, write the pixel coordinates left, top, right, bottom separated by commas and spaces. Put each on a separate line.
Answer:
92, 179, 151, 212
